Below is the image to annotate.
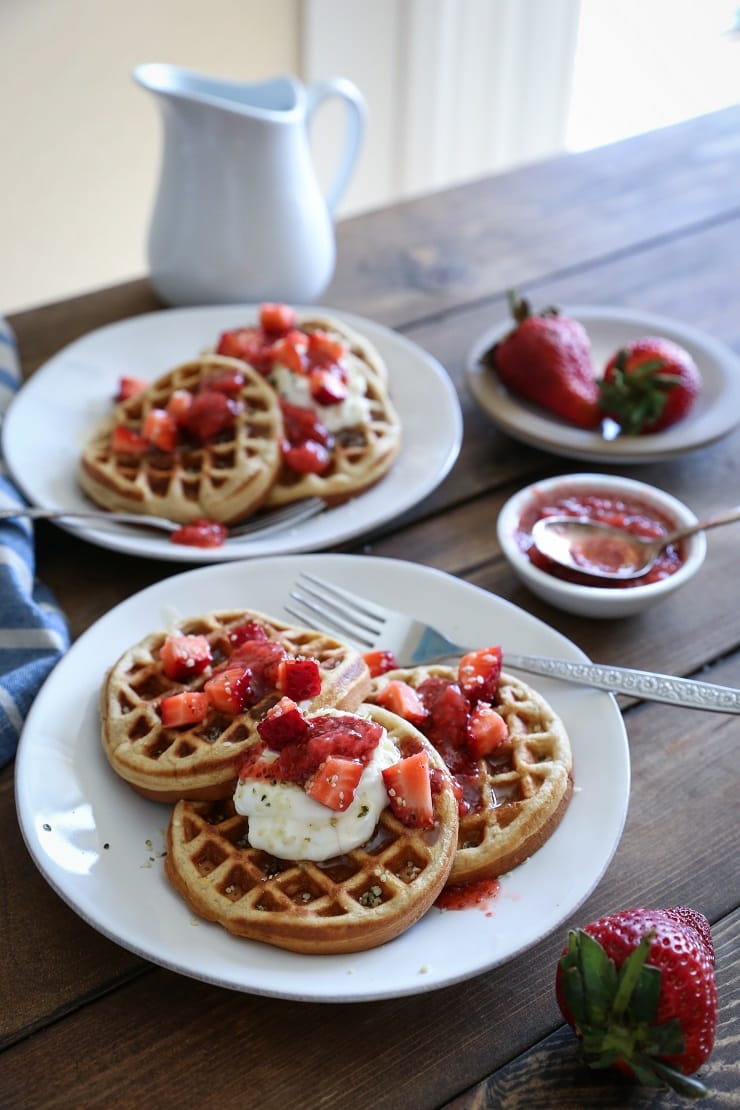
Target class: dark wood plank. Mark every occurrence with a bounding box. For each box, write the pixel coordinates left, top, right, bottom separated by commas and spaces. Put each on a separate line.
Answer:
444, 910, 739, 1109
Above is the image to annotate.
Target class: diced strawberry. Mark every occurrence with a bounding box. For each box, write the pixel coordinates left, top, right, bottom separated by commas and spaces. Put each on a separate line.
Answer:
215, 327, 272, 374
229, 640, 287, 696
184, 391, 242, 440
279, 399, 333, 447
160, 633, 213, 681
259, 302, 297, 336
458, 647, 503, 706
169, 519, 228, 548
115, 376, 148, 401
466, 703, 508, 758
307, 330, 347, 367
309, 367, 348, 405
203, 665, 254, 714
199, 369, 245, 395
382, 750, 434, 828
270, 335, 307, 375
282, 439, 331, 474
362, 649, 399, 678
142, 408, 178, 452
277, 657, 322, 701
374, 680, 428, 724
228, 621, 269, 649
417, 677, 469, 769
159, 691, 210, 727
257, 696, 310, 750
306, 756, 364, 811
166, 389, 194, 425
111, 424, 148, 455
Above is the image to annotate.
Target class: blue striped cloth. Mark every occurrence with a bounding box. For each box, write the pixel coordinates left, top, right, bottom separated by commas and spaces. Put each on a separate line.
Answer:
0, 317, 69, 767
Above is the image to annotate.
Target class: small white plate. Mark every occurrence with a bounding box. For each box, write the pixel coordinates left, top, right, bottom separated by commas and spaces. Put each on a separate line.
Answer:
465, 305, 740, 463
2, 306, 462, 562
15, 553, 630, 1002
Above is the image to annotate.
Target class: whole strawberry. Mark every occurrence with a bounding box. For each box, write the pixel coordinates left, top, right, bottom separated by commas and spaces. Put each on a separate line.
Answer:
482, 290, 601, 429
599, 336, 701, 434
556, 906, 717, 1098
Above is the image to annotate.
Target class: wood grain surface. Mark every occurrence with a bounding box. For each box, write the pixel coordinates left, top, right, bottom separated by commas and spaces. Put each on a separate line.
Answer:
3, 106, 738, 1109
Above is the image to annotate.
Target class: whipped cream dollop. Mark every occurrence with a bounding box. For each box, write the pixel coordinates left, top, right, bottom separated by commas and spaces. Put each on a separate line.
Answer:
233, 731, 399, 862
271, 359, 372, 432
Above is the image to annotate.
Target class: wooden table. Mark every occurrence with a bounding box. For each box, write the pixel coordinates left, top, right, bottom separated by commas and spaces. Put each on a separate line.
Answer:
3, 106, 739, 1108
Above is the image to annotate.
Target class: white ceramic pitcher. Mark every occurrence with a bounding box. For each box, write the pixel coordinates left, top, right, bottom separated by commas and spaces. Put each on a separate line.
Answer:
133, 64, 366, 306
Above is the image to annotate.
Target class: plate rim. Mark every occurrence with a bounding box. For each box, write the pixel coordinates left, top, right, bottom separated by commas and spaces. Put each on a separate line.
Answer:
14, 552, 630, 1002
2, 305, 463, 563
464, 303, 740, 463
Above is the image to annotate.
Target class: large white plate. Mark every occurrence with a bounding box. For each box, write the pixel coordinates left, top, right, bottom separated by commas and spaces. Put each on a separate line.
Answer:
15, 554, 630, 1002
2, 306, 462, 562
465, 305, 740, 463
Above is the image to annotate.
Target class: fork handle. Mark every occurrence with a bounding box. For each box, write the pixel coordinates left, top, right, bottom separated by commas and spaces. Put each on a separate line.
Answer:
504, 651, 740, 713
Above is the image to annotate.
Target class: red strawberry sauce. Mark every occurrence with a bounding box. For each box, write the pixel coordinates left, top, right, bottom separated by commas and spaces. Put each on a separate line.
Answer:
516, 488, 685, 588
436, 878, 501, 913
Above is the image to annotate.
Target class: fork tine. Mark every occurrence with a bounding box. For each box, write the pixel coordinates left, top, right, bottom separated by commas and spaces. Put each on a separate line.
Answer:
285, 596, 374, 647
228, 498, 325, 540
295, 573, 388, 633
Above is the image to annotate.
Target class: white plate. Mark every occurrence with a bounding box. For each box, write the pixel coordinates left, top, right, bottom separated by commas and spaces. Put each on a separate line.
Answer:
15, 553, 630, 1002
465, 305, 740, 463
2, 306, 462, 562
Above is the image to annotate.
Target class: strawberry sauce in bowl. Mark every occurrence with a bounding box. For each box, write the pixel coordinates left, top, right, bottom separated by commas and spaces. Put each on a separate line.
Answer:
497, 473, 706, 618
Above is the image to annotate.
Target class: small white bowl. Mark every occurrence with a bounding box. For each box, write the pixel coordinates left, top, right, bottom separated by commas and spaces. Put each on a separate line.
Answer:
497, 473, 706, 618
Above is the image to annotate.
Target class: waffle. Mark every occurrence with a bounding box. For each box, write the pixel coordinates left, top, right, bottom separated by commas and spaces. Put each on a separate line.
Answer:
266, 366, 402, 507
164, 704, 459, 953
369, 666, 573, 884
78, 354, 282, 524
101, 610, 371, 803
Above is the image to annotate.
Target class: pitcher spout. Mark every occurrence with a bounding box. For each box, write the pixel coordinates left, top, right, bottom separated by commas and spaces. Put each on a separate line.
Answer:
132, 63, 303, 118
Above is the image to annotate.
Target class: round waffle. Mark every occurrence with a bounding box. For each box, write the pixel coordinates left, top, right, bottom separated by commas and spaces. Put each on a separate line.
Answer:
78, 354, 282, 524
164, 704, 459, 954
101, 610, 371, 803
266, 366, 402, 507
369, 666, 573, 884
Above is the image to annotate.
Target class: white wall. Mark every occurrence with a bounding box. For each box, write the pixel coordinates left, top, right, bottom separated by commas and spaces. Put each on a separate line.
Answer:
0, 0, 300, 312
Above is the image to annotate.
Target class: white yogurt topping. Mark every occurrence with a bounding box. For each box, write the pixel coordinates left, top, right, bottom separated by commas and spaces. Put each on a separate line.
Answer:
271, 359, 371, 433
233, 732, 399, 862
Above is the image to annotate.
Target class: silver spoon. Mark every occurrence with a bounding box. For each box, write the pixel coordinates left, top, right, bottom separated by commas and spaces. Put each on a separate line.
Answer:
531, 505, 740, 581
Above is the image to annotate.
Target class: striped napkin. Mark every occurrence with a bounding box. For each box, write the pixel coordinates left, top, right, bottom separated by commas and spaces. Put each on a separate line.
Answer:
0, 317, 69, 767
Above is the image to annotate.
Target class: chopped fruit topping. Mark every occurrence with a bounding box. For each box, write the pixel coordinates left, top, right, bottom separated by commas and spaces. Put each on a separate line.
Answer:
166, 389, 194, 424
307, 329, 347, 367
374, 679, 428, 724
382, 750, 434, 827
115, 376, 148, 401
260, 302, 297, 336
204, 666, 254, 714
229, 640, 287, 693
362, 649, 399, 677
466, 703, 508, 758
417, 677, 469, 755
169, 519, 228, 548
282, 439, 331, 474
458, 647, 503, 706
309, 367, 348, 405
199, 369, 245, 395
257, 696, 310, 750
160, 633, 213, 681
159, 691, 210, 727
277, 657, 322, 701
215, 326, 272, 374
184, 391, 242, 440
270, 334, 307, 375
111, 424, 148, 455
227, 621, 269, 648
279, 399, 333, 447
142, 408, 178, 453
306, 756, 364, 811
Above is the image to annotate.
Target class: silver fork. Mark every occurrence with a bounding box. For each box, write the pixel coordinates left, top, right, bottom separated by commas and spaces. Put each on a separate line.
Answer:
286, 571, 740, 714
0, 497, 325, 541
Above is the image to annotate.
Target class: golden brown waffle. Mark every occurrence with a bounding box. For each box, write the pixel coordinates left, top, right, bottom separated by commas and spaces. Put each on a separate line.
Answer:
369, 666, 573, 884
266, 366, 402, 507
101, 610, 371, 803
164, 704, 459, 954
78, 355, 282, 524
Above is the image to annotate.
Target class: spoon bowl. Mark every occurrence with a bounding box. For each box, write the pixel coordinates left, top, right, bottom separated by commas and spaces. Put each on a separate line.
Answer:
532, 505, 740, 580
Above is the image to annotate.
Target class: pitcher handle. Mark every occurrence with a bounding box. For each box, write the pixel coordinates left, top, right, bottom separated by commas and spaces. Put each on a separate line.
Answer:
305, 78, 366, 214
